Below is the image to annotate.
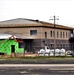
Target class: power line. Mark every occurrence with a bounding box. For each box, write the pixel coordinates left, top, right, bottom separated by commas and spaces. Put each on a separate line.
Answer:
49, 15, 59, 56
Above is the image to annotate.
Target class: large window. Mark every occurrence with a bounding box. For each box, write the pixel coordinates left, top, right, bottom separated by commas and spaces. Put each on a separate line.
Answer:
30, 30, 37, 35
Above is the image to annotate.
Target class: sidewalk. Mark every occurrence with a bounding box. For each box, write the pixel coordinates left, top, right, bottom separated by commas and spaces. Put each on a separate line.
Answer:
0, 64, 74, 67
0, 64, 74, 70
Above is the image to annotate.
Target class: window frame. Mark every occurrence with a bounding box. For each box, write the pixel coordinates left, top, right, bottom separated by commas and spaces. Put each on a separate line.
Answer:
30, 30, 37, 35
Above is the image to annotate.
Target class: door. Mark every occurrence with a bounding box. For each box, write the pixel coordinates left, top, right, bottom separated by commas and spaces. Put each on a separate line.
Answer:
11, 45, 15, 53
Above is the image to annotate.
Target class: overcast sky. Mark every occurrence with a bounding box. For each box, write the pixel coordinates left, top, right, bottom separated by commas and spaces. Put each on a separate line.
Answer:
0, 0, 74, 27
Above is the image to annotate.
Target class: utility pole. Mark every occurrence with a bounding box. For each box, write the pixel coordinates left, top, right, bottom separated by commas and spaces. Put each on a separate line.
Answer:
49, 15, 59, 56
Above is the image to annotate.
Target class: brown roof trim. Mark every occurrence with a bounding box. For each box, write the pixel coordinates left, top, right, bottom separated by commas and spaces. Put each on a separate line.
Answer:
40, 21, 74, 30
0, 25, 73, 30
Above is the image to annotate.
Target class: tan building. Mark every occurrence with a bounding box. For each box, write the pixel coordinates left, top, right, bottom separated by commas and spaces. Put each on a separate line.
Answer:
0, 18, 74, 53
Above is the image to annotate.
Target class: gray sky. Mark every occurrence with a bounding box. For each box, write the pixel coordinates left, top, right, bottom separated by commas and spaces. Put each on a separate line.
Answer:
0, 0, 74, 27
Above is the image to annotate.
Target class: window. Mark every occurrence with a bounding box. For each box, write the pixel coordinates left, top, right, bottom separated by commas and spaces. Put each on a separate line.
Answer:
19, 42, 24, 48
50, 44, 53, 48
50, 31, 52, 37
53, 31, 55, 37
66, 32, 67, 38
63, 32, 65, 38
60, 32, 62, 38
61, 44, 62, 48
62, 44, 65, 48
30, 30, 37, 35
57, 31, 59, 38
57, 43, 59, 47
45, 32, 47, 39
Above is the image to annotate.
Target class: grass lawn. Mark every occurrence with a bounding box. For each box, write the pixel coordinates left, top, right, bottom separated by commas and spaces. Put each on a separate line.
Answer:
0, 56, 74, 64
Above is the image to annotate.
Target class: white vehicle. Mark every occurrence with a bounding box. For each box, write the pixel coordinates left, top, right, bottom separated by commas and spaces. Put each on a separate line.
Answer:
50, 49, 54, 56
55, 49, 60, 56
66, 50, 73, 56
45, 49, 50, 56
38, 48, 66, 56
38, 49, 45, 56
60, 48, 66, 56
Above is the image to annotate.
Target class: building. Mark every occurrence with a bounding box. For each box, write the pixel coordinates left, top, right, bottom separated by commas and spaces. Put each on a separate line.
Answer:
0, 18, 74, 55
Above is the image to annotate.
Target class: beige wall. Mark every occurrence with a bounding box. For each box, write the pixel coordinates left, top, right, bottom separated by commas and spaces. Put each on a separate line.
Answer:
0, 27, 42, 39
41, 27, 70, 40
0, 27, 71, 40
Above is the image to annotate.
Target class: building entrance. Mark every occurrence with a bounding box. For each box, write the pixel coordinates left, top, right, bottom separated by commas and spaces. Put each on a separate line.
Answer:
24, 39, 33, 52
11, 45, 15, 53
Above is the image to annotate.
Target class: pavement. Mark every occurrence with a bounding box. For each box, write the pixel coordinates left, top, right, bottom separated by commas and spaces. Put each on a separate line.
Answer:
0, 64, 74, 67
0, 64, 74, 70
0, 64, 74, 75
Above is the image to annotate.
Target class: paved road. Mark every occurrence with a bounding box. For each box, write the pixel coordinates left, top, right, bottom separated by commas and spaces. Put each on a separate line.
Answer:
0, 64, 74, 75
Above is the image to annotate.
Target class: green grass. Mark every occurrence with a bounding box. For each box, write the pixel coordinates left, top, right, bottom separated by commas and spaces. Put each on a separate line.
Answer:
0, 56, 74, 64
0, 56, 73, 59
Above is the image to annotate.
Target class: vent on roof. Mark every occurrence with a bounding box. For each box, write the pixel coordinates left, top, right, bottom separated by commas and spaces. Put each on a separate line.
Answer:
35, 19, 39, 23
